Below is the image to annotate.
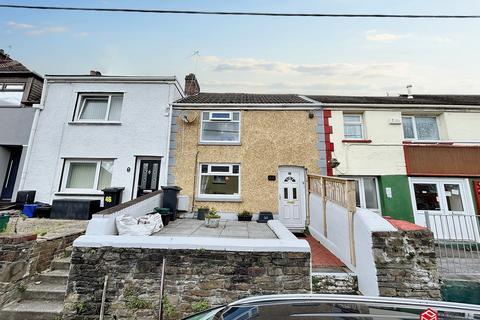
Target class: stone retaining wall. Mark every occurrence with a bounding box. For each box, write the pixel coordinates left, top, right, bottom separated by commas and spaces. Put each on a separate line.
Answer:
0, 231, 83, 307
64, 247, 311, 320
312, 272, 358, 295
372, 228, 441, 300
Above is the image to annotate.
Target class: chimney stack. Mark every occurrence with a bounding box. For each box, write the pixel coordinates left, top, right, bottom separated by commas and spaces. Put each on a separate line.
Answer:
0, 49, 9, 61
90, 70, 102, 76
184, 73, 200, 96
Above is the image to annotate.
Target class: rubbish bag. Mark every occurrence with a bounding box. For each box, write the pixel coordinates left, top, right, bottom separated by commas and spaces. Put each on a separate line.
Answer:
116, 213, 163, 236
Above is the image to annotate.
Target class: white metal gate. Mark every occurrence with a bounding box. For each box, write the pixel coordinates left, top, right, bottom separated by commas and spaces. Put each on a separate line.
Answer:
424, 212, 480, 276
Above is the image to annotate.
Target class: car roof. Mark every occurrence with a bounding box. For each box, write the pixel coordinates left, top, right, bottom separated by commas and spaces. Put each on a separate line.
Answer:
229, 294, 480, 314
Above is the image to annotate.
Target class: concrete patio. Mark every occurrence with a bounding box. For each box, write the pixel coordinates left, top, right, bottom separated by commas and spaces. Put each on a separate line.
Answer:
153, 218, 278, 239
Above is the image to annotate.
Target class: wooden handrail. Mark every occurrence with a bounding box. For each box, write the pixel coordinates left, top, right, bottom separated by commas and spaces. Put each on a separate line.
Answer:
308, 174, 357, 213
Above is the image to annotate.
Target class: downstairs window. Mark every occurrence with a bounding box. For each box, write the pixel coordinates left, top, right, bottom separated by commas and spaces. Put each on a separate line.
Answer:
198, 164, 240, 200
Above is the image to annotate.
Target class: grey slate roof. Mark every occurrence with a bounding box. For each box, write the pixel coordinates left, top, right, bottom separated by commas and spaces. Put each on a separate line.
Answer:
307, 95, 480, 106
176, 92, 480, 106
175, 93, 313, 104
0, 54, 31, 73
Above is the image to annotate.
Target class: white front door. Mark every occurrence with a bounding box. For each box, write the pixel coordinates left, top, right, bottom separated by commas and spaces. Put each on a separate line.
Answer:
409, 178, 479, 241
278, 166, 306, 231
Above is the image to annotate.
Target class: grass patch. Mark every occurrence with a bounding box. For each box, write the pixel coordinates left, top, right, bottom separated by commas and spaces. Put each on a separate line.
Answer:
162, 296, 179, 320
73, 300, 86, 314
124, 285, 153, 311
192, 299, 210, 313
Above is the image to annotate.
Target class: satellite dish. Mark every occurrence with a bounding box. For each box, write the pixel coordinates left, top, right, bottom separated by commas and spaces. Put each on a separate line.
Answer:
181, 111, 197, 124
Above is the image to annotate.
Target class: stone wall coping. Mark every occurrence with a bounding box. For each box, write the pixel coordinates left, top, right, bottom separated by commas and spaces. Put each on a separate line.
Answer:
383, 216, 427, 231
73, 235, 311, 252
268, 220, 298, 240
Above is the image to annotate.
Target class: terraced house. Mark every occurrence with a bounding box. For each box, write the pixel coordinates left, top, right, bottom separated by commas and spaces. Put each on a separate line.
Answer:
20, 72, 183, 206
0, 50, 43, 202
169, 81, 326, 232
307, 94, 480, 240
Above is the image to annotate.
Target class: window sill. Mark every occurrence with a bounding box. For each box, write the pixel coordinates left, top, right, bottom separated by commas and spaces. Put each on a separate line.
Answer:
402, 140, 450, 145
198, 142, 241, 146
68, 121, 122, 126
55, 191, 104, 197
196, 196, 242, 202
342, 139, 372, 143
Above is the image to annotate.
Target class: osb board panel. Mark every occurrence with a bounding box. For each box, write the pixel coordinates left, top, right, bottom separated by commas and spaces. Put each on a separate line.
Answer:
404, 145, 480, 176
173, 110, 320, 213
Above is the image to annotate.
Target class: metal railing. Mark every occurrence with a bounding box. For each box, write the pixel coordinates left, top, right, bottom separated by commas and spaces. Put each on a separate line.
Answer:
424, 212, 480, 276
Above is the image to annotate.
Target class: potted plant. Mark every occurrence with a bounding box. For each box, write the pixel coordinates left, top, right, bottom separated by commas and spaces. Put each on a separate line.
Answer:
237, 210, 253, 222
205, 208, 220, 228
197, 206, 209, 220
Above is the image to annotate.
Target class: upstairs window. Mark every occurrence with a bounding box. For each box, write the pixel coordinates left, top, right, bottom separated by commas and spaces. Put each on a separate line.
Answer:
343, 114, 364, 139
77, 93, 123, 122
200, 111, 240, 143
402, 116, 439, 140
198, 164, 240, 199
0, 83, 24, 107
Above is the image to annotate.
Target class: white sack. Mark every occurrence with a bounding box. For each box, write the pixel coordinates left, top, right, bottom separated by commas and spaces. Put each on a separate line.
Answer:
116, 213, 163, 236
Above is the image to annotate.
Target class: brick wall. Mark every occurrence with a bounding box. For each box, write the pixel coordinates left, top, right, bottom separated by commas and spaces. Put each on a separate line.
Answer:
372, 229, 441, 300
64, 247, 311, 320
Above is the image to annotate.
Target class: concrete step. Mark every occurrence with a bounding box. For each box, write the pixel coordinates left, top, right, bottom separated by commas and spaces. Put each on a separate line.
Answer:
0, 300, 63, 320
23, 282, 66, 301
51, 257, 71, 271
63, 246, 73, 258
37, 269, 69, 285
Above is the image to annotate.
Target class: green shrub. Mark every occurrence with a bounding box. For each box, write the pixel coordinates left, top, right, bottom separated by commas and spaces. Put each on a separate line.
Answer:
192, 299, 210, 313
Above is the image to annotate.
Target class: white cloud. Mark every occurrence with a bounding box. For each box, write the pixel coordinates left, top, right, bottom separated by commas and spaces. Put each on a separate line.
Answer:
199, 55, 410, 79
7, 21, 34, 29
366, 32, 411, 42
194, 55, 417, 94
6, 21, 77, 37
75, 32, 89, 37
434, 36, 453, 43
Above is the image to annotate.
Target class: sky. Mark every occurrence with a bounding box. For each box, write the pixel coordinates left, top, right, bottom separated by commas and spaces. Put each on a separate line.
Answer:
1, 0, 480, 95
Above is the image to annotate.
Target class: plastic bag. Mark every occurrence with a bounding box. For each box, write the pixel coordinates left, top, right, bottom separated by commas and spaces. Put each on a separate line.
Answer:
116, 213, 163, 236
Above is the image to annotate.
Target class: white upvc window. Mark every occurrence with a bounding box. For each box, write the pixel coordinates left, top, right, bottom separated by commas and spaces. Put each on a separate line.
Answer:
0, 83, 24, 107
200, 111, 241, 144
61, 159, 114, 193
343, 113, 364, 139
76, 93, 123, 122
198, 163, 240, 200
351, 176, 381, 213
402, 115, 439, 140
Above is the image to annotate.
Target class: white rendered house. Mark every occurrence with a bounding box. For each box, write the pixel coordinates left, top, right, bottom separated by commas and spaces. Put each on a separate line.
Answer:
20, 73, 183, 205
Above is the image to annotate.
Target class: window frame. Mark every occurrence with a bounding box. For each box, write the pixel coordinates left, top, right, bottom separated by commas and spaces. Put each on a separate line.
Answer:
402, 115, 440, 141
75, 93, 123, 123
3, 83, 25, 91
197, 163, 241, 201
199, 111, 241, 145
0, 82, 25, 107
60, 159, 114, 194
343, 113, 365, 140
350, 176, 381, 213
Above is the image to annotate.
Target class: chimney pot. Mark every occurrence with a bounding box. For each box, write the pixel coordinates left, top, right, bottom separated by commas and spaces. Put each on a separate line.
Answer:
184, 73, 200, 96
406, 84, 413, 99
